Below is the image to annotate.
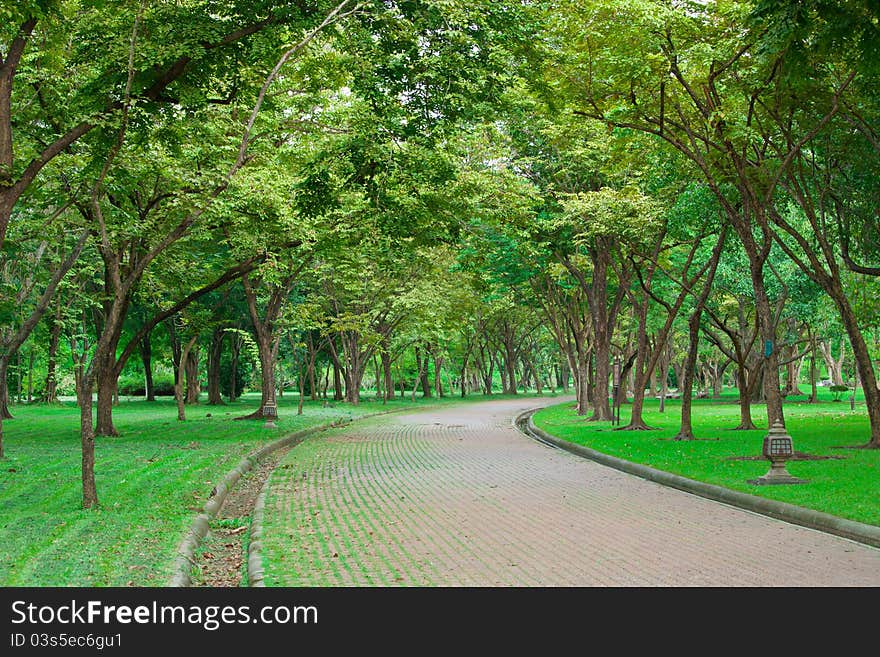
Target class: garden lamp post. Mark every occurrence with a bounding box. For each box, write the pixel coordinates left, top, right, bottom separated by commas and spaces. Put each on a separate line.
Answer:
263, 389, 278, 429
612, 357, 621, 426
748, 421, 807, 485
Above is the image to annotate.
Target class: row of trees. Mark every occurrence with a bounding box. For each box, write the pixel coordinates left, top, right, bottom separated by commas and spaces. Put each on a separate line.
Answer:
3, 1, 880, 509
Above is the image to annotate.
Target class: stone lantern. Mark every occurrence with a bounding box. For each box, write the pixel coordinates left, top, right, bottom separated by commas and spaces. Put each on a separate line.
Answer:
263, 393, 278, 429
748, 421, 807, 485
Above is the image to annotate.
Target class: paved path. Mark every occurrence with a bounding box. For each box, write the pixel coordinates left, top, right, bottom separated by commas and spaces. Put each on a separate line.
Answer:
261, 397, 880, 586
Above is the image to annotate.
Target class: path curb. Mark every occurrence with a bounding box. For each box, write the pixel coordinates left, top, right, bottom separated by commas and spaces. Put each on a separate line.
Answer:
168, 406, 416, 587
518, 409, 880, 550
246, 470, 271, 587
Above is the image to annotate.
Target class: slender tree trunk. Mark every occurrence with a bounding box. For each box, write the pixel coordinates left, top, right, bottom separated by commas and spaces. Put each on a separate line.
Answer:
434, 355, 444, 397
16, 351, 21, 402
26, 349, 33, 403
207, 328, 224, 405
675, 312, 702, 440
497, 353, 508, 395
834, 283, 880, 447
95, 361, 119, 437
809, 330, 818, 404
43, 299, 63, 403
229, 334, 240, 402
140, 333, 155, 401
373, 354, 381, 399
308, 335, 318, 401
176, 335, 199, 421
333, 357, 343, 401
381, 349, 394, 402
591, 334, 612, 421
504, 346, 517, 395
76, 368, 98, 509
576, 351, 590, 416
415, 346, 431, 397
168, 318, 182, 389
658, 348, 669, 413
734, 365, 758, 430
298, 356, 306, 415
185, 345, 200, 404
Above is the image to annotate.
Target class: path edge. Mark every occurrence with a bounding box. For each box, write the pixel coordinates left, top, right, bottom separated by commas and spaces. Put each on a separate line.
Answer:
517, 408, 880, 550
168, 409, 403, 587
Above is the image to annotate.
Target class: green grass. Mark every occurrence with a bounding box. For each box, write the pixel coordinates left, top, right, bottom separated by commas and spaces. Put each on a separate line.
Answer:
532, 389, 880, 528
0, 392, 453, 586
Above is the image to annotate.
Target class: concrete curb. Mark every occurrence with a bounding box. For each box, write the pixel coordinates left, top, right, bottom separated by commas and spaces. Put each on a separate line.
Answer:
246, 469, 271, 587
517, 409, 880, 550
167, 405, 417, 587
167, 420, 344, 587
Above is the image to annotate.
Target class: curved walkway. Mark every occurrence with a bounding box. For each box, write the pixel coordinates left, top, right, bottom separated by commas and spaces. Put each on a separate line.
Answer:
260, 397, 880, 586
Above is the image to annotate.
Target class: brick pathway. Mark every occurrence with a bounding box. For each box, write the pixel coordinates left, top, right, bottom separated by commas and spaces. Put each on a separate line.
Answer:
261, 397, 880, 586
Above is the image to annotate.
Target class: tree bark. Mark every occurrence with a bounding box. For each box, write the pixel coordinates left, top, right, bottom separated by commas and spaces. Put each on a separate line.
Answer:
831, 279, 880, 447
95, 355, 120, 437
44, 298, 63, 403
819, 340, 845, 386
139, 333, 155, 401
185, 344, 200, 404
433, 354, 444, 397
415, 346, 432, 397
207, 328, 224, 405
333, 357, 343, 401
75, 367, 98, 509
167, 318, 182, 389
808, 329, 818, 404
308, 334, 318, 401
176, 334, 199, 421
229, 333, 241, 402
674, 230, 726, 440
381, 348, 394, 402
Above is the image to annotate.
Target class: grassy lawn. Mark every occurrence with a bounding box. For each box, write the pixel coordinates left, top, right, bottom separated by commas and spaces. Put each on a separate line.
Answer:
0, 393, 445, 587
532, 389, 880, 528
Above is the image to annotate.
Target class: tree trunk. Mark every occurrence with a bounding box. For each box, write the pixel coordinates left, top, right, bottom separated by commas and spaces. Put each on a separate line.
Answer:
168, 318, 182, 389
381, 349, 394, 402
675, 311, 702, 440
504, 347, 517, 395
819, 340, 845, 386
808, 330, 818, 404
229, 333, 240, 402
712, 362, 726, 398
185, 344, 200, 404
207, 328, 224, 405
434, 355, 444, 397
26, 349, 34, 403
373, 354, 381, 399
95, 361, 119, 437
321, 361, 330, 400
734, 365, 757, 430
575, 351, 590, 417
497, 353, 508, 394
76, 369, 98, 509
43, 298, 63, 403
308, 335, 318, 401
832, 280, 880, 447
658, 348, 669, 414
176, 335, 199, 421
785, 356, 804, 397
333, 358, 343, 401
591, 334, 612, 421
415, 346, 432, 397
140, 333, 155, 401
